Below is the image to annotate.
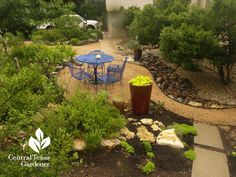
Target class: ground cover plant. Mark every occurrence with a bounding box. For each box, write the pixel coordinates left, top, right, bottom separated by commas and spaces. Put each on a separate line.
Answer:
141, 160, 156, 175
120, 141, 135, 154
64, 103, 195, 177
219, 127, 236, 177
184, 149, 196, 161
169, 123, 197, 136
0, 33, 126, 176
0, 90, 126, 176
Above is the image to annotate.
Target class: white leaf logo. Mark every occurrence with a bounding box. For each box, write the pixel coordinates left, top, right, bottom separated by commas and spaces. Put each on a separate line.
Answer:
41, 137, 50, 149
36, 128, 44, 141
28, 128, 51, 153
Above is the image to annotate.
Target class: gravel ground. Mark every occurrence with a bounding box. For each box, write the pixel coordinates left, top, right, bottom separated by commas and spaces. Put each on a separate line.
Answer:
148, 49, 236, 106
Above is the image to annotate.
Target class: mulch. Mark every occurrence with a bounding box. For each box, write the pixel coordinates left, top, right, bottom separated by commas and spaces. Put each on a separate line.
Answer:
63, 106, 194, 177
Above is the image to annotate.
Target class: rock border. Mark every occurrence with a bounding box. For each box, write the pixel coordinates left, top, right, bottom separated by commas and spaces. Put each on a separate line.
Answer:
127, 54, 236, 109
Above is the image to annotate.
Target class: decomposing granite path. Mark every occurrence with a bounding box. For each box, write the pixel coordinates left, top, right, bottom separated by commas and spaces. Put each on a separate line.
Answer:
58, 38, 236, 126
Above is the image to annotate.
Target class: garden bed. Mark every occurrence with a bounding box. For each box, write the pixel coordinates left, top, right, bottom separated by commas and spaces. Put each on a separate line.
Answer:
140, 52, 236, 109
63, 104, 194, 177
219, 126, 236, 177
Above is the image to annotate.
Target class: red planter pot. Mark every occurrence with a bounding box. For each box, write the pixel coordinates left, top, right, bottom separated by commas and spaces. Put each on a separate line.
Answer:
129, 84, 152, 115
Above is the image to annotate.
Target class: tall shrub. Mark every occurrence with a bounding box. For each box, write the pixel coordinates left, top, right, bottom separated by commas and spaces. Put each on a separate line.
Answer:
160, 24, 219, 68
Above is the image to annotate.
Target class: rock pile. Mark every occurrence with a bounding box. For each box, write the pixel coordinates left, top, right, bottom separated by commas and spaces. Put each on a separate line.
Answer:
140, 53, 225, 108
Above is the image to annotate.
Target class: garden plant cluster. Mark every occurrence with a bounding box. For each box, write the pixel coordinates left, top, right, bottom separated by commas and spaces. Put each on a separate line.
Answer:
0, 34, 126, 176
124, 0, 236, 85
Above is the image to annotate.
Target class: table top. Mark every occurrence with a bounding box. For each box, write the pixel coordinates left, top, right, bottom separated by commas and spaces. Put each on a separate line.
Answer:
75, 53, 114, 64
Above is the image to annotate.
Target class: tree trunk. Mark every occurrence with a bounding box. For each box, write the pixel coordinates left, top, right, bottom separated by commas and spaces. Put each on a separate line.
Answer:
217, 65, 226, 84
226, 64, 233, 85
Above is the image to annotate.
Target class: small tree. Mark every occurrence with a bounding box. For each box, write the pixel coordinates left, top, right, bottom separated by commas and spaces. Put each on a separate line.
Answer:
0, 32, 24, 54
128, 0, 191, 45
206, 0, 236, 85
160, 24, 218, 69
0, 0, 75, 36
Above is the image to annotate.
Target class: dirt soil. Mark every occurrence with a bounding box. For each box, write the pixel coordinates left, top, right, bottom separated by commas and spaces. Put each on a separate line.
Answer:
219, 126, 236, 177
63, 106, 194, 177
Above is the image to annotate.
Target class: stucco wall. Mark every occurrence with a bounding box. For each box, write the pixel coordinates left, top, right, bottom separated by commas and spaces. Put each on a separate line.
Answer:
106, 0, 153, 11
191, 0, 212, 8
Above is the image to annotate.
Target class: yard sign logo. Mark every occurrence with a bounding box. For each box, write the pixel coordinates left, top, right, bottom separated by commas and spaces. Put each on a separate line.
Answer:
29, 128, 51, 153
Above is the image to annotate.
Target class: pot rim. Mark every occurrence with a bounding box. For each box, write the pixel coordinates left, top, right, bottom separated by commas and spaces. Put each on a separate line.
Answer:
129, 83, 152, 87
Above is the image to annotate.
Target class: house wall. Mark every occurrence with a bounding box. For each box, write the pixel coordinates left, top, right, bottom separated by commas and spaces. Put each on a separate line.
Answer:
191, 0, 212, 8
106, 0, 153, 37
106, 0, 153, 12
105, 0, 212, 38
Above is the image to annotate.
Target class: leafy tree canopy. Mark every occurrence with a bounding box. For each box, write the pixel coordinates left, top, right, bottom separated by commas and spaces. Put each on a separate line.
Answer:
0, 0, 75, 36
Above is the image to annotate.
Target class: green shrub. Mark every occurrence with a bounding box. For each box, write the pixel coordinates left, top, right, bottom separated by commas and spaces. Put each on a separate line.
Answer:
169, 123, 197, 136
0, 89, 125, 175
11, 44, 75, 74
160, 24, 219, 69
31, 16, 102, 45
184, 149, 196, 161
84, 130, 103, 150
70, 38, 80, 45
128, 0, 190, 45
0, 65, 63, 122
0, 111, 74, 177
0, 32, 24, 54
120, 141, 135, 154
141, 160, 155, 175
142, 141, 152, 152
58, 91, 126, 150
88, 29, 103, 40
147, 152, 155, 159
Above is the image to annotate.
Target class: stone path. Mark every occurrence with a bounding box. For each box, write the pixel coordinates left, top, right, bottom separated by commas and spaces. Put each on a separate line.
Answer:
192, 122, 230, 177
58, 37, 236, 126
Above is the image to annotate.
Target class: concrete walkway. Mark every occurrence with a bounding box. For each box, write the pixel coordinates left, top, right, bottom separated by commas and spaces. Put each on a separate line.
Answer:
192, 122, 230, 177
58, 38, 236, 126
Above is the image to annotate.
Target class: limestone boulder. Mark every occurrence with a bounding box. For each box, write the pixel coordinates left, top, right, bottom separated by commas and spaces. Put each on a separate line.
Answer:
151, 124, 161, 132
137, 126, 155, 143
101, 139, 121, 148
140, 118, 153, 125
74, 139, 86, 151
120, 127, 135, 139
188, 101, 203, 107
156, 129, 184, 148
153, 120, 165, 128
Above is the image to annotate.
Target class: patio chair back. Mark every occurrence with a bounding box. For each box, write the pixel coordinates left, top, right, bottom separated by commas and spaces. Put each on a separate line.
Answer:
68, 62, 76, 77
67, 62, 91, 81
120, 56, 128, 79
98, 56, 128, 84
88, 50, 105, 55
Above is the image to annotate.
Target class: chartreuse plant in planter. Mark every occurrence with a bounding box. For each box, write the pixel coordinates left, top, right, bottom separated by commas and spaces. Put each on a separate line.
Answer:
129, 75, 152, 86
232, 151, 236, 158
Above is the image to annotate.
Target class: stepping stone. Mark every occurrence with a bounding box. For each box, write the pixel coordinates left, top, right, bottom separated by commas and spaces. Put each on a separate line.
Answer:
194, 122, 224, 149
192, 146, 230, 177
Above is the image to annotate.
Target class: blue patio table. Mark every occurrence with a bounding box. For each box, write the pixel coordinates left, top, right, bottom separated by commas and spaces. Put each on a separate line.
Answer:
75, 52, 114, 84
